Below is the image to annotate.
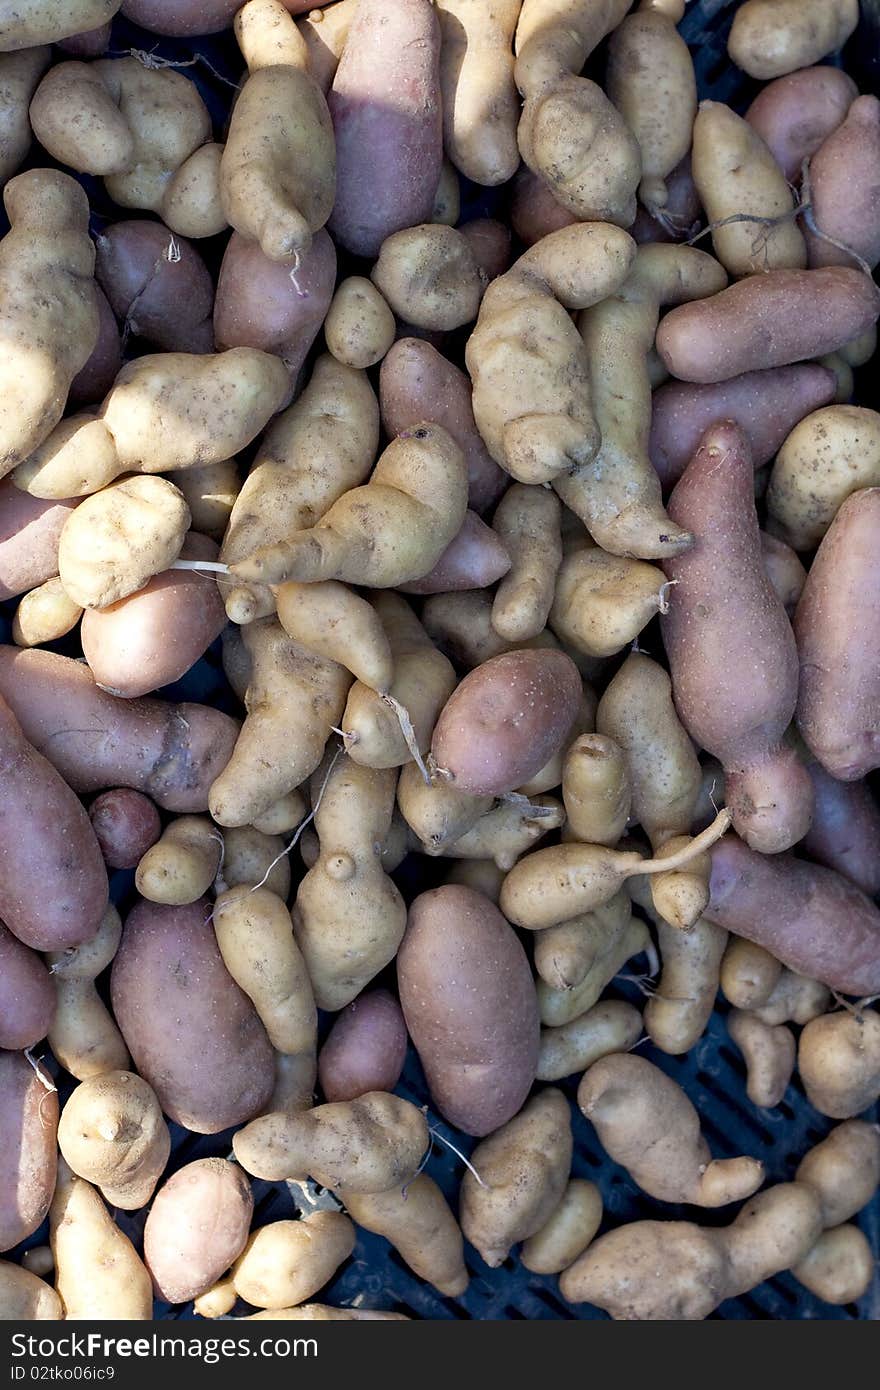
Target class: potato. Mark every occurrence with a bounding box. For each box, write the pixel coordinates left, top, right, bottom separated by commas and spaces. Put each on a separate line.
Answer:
69, 285, 122, 408
242, 1304, 407, 1320
707, 834, 880, 997
532, 890, 635, 995
0, 1261, 61, 1320
19, 1246, 52, 1277
459, 1089, 572, 1267
58, 1071, 169, 1210
0, 1, 119, 55
233, 1213, 355, 1310
344, 1176, 467, 1297
807, 94, 880, 270
767, 405, 880, 552
0, 1050, 57, 1252
398, 885, 538, 1136
324, 277, 395, 370
560, 1183, 822, 1319
328, 0, 442, 257
0, 692, 108, 951
28, 61, 132, 174
159, 141, 226, 240
727, 1011, 796, 1109
12, 575, 82, 647
0, 479, 77, 600
549, 546, 668, 660
491, 484, 562, 641
720, 937, 782, 1012
136, 816, 223, 906
0, 646, 239, 813
0, 169, 98, 474
51, 1161, 152, 1320
750, 969, 830, 1028
0, 922, 55, 1049
560, 733, 630, 848
0, 46, 51, 181
509, 166, 579, 248
431, 650, 581, 797
745, 66, 857, 182
728, 0, 859, 81
643, 911, 727, 1057
792, 1225, 875, 1306
268, 1049, 317, 1118
398, 511, 510, 597
794, 488, 880, 780
760, 532, 807, 615
798, 1010, 880, 1119
172, 458, 240, 543
45, 905, 130, 1082
521, 1179, 602, 1276
434, 795, 564, 872
119, 0, 238, 36
661, 421, 812, 853
145, 1159, 253, 1305
233, 1092, 429, 1193
435, 0, 519, 186
656, 267, 880, 383
803, 760, 880, 897
795, 1121, 880, 1229
372, 225, 485, 332
537, 1000, 642, 1083
216, 824, 293, 900
94, 219, 214, 353
110, 897, 275, 1134
214, 887, 316, 1056
318, 990, 408, 1103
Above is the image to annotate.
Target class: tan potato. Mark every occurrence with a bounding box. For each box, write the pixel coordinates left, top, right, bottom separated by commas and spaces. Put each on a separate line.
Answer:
436, 0, 520, 186
751, 969, 831, 1027
720, 937, 783, 1011
214, 887, 316, 1056
160, 142, 226, 239
767, 406, 880, 551
45, 905, 130, 1081
232, 1092, 429, 1193
795, 1121, 880, 1229
562, 733, 631, 848
344, 1176, 467, 1297
0, 1051, 57, 1253
19, 1245, 52, 1278
791, 1224, 875, 1306
250, 794, 306, 841
276, 579, 392, 691
537, 1000, 642, 1082
0, 46, 51, 183
434, 795, 564, 871
491, 484, 563, 642
0, 1261, 62, 1320
578, 1053, 764, 1207
193, 1277, 237, 1320
215, 824, 293, 900
50, 1161, 152, 1319
165, 458, 239, 543
297, 0, 357, 92
397, 759, 492, 854
57, 1071, 169, 1210
798, 1009, 880, 1118
233, 1212, 355, 1310
521, 1179, 603, 1275
727, 1010, 796, 1108
12, 576, 82, 647
537, 913, 652, 1026
643, 916, 728, 1056
372, 225, 485, 331
459, 1089, 572, 1268
0, 0, 120, 49
135, 815, 223, 906
443, 857, 506, 903
324, 277, 395, 369
29, 61, 133, 173
293, 757, 405, 1011
532, 888, 632, 992
145, 1158, 254, 1305
549, 545, 668, 658
728, 0, 859, 81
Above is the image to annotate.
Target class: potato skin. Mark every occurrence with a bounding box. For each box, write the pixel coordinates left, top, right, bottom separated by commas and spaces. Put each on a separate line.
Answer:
328, 0, 442, 257
95, 219, 214, 353
707, 835, 880, 997
0, 693, 108, 951
80, 534, 226, 698
0, 924, 56, 1049
144, 1158, 253, 1305
318, 989, 408, 1103
803, 761, 880, 897
110, 898, 274, 1134
745, 67, 857, 182
0, 479, 77, 601
120, 0, 238, 36
398, 885, 539, 1136
69, 285, 122, 408
89, 789, 162, 870
431, 650, 582, 797
0, 1051, 58, 1253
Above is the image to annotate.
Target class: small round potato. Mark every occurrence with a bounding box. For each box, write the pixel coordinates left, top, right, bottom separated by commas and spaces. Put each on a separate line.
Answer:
318, 989, 408, 1103
324, 277, 395, 369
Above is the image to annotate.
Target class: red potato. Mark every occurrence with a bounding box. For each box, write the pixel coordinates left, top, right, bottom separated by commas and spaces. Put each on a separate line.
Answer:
794, 489, 880, 781
661, 422, 812, 854
806, 96, 880, 271
318, 990, 408, 1103
431, 649, 582, 797
68, 286, 122, 409
328, 0, 443, 257
398, 511, 510, 595
649, 365, 837, 490
0, 1051, 57, 1253
509, 166, 578, 248
380, 338, 506, 513
803, 761, 880, 897
656, 268, 880, 383
0, 694, 108, 951
398, 885, 539, 1136
119, 0, 241, 34
213, 230, 336, 382
56, 21, 112, 55
0, 480, 77, 601
95, 220, 214, 353
0, 924, 55, 1050
110, 898, 274, 1134
80, 534, 226, 698
745, 67, 857, 183
760, 533, 807, 616
707, 834, 880, 997
144, 1159, 254, 1305
0, 647, 239, 813
88, 789, 162, 871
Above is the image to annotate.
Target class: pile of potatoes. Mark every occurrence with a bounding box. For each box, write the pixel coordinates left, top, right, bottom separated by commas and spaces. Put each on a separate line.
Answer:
1, 0, 879, 1325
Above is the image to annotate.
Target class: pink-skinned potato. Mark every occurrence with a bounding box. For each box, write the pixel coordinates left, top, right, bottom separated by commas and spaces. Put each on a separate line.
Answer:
110, 898, 274, 1134
649, 365, 837, 490
803, 760, 880, 898
794, 488, 880, 780
398, 885, 539, 1136
656, 268, 880, 382
120, 0, 240, 35
0, 479, 77, 601
806, 96, 880, 271
144, 1158, 253, 1304
81, 533, 226, 698
431, 650, 582, 797
68, 286, 122, 408
0, 923, 56, 1050
661, 422, 813, 853
745, 67, 857, 182
0, 694, 108, 951
706, 834, 880, 997
318, 989, 409, 1103
0, 646, 238, 813
629, 157, 701, 246
328, 0, 442, 257
214, 230, 336, 383
0, 1050, 58, 1253
95, 219, 215, 353
380, 338, 506, 513
509, 167, 578, 248
89, 789, 162, 870
398, 511, 510, 595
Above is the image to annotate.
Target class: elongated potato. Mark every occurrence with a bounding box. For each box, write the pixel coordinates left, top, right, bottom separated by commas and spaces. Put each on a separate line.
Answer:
344, 1176, 467, 1297
145, 1159, 253, 1305
51, 1162, 152, 1320
0, 478, 77, 601
521, 1180, 602, 1275
728, 0, 859, 81
0, 922, 55, 1049
233, 1212, 355, 1310
214, 887, 317, 1056
436, 0, 520, 186
0, 1051, 57, 1253
537, 1000, 642, 1083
